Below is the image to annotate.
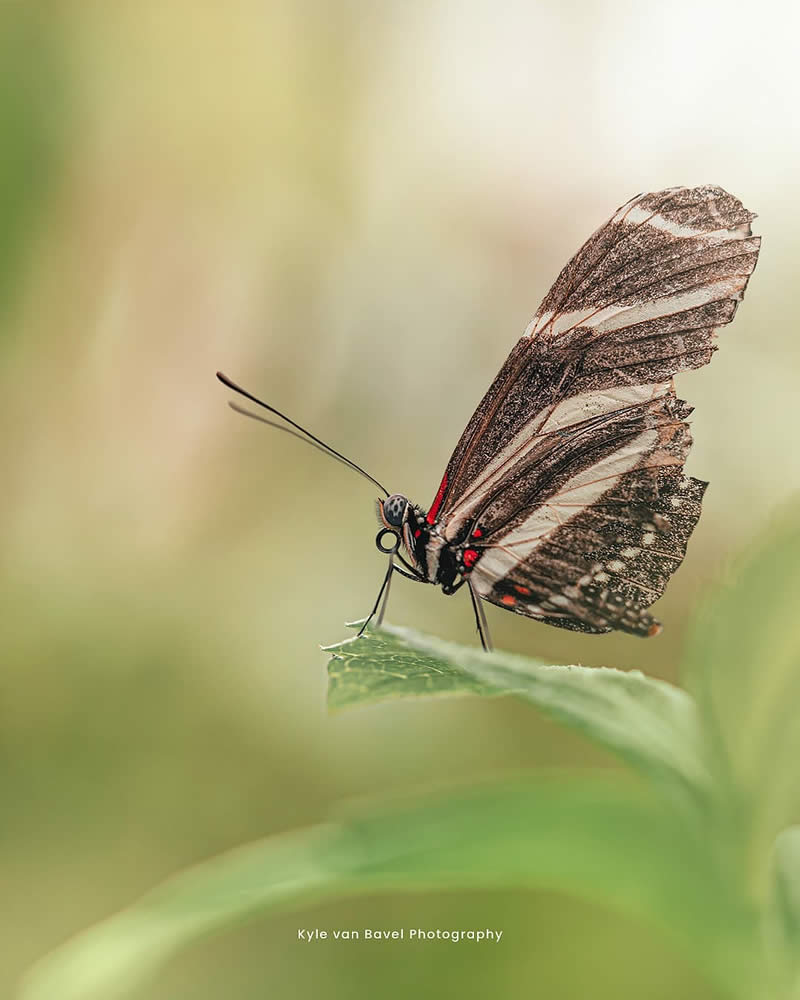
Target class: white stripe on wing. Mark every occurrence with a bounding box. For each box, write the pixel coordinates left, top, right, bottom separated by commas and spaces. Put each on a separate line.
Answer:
443, 384, 667, 540
471, 427, 658, 594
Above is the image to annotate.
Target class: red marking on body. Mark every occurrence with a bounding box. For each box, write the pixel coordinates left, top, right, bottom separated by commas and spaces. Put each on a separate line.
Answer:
414, 529, 421, 539
426, 472, 448, 525
472, 527, 483, 539
500, 594, 516, 607
463, 548, 478, 568
515, 585, 531, 596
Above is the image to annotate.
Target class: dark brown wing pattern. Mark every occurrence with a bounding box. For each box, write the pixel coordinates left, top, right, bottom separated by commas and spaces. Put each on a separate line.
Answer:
429, 185, 760, 635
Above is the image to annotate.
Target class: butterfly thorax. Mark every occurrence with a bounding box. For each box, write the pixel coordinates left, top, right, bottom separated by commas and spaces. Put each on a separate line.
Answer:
378, 494, 483, 595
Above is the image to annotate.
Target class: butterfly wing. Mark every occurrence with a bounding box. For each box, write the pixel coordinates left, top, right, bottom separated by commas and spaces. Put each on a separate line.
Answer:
427, 185, 760, 635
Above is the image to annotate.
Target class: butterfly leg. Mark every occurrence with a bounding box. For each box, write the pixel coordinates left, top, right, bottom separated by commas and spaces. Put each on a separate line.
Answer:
358, 556, 395, 637
393, 563, 425, 582
358, 550, 429, 637
395, 552, 427, 581
467, 579, 493, 653
375, 558, 395, 628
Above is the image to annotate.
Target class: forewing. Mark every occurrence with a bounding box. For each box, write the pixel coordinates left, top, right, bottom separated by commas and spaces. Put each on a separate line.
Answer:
427, 185, 759, 634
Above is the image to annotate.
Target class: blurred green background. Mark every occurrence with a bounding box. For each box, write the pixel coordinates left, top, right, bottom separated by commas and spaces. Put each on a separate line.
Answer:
2, 1, 797, 997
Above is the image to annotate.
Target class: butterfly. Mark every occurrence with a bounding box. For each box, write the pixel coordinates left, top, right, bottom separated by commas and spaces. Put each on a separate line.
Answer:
219, 185, 760, 651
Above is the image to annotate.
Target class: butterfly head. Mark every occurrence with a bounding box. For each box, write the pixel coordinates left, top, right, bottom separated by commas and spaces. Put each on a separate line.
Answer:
376, 495, 431, 581
378, 493, 410, 529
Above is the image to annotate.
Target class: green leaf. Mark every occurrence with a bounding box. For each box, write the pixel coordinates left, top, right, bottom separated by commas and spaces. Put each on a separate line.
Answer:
18, 775, 757, 1000
769, 827, 800, 994
325, 624, 503, 707
684, 505, 800, 879
327, 625, 709, 803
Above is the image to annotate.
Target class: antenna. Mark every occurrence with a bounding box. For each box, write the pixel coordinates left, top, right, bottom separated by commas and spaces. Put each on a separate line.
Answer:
216, 372, 391, 498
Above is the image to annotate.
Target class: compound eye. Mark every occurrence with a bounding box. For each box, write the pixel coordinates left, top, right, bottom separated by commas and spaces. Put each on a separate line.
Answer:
382, 494, 408, 527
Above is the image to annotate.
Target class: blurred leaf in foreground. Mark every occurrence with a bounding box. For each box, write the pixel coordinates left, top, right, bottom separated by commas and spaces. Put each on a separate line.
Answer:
683, 505, 800, 879
770, 827, 800, 994
18, 774, 756, 1000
